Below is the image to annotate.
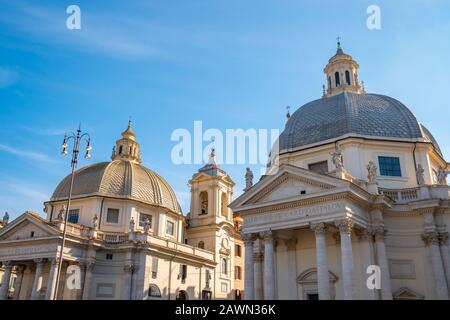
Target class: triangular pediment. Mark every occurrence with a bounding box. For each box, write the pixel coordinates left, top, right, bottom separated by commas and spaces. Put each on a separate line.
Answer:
0, 212, 59, 241
230, 164, 349, 209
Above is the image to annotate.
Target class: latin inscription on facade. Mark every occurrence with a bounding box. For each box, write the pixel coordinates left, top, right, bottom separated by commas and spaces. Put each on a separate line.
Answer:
245, 202, 345, 226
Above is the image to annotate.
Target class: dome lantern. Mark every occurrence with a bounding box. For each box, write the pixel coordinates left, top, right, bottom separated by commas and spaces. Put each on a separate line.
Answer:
324, 40, 362, 97
111, 120, 142, 164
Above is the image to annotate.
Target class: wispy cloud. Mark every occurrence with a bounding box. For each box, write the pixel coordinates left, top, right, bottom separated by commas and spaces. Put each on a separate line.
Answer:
0, 144, 56, 163
0, 66, 18, 87
19, 125, 66, 136
0, 1, 160, 59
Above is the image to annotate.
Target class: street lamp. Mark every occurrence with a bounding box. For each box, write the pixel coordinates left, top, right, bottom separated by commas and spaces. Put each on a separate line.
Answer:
53, 125, 91, 300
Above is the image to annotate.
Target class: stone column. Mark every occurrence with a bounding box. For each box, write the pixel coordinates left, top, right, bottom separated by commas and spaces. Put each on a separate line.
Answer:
0, 261, 13, 300
438, 232, 450, 291
45, 258, 59, 300
123, 263, 134, 300
82, 261, 95, 300
423, 232, 449, 299
242, 233, 255, 300
31, 258, 45, 300
13, 266, 25, 300
311, 223, 330, 300
261, 230, 275, 300
336, 219, 355, 300
284, 238, 298, 299
253, 246, 264, 300
373, 227, 393, 300
77, 263, 86, 300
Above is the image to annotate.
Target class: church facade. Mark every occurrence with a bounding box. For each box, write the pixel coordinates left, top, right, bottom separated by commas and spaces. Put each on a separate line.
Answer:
0, 123, 243, 300
230, 42, 450, 300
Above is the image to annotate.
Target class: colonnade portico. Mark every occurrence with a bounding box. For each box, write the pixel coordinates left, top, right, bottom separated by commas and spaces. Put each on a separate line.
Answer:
0, 256, 96, 300
241, 216, 394, 300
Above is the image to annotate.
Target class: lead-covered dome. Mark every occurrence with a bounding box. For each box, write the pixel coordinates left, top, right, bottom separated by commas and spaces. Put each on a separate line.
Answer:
51, 122, 182, 214
279, 92, 442, 156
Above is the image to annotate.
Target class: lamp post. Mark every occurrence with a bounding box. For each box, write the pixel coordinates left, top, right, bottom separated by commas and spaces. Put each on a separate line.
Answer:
53, 125, 91, 300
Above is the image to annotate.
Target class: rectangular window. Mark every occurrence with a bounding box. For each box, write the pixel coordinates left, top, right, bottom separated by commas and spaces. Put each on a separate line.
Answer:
308, 161, 328, 174
106, 253, 113, 260
378, 156, 402, 177
166, 221, 174, 236
106, 208, 119, 223
179, 264, 187, 283
68, 209, 79, 224
235, 244, 241, 257
139, 213, 152, 228
151, 257, 158, 279
235, 266, 242, 280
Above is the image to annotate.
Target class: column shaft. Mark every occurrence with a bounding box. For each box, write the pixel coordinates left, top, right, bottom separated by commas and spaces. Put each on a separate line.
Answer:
337, 219, 355, 300
312, 223, 330, 300
45, 258, 59, 300
31, 259, 44, 300
374, 229, 392, 300
123, 264, 134, 300
82, 262, 94, 300
242, 234, 255, 300
253, 252, 263, 300
438, 233, 450, 292
262, 231, 275, 300
423, 232, 449, 299
0, 261, 13, 300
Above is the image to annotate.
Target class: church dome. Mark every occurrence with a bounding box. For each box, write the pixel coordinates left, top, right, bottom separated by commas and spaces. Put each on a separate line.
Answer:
279, 92, 441, 156
51, 122, 182, 214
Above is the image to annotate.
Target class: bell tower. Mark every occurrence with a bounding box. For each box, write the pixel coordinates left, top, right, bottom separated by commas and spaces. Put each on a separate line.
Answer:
111, 120, 142, 164
186, 149, 239, 299
324, 39, 364, 97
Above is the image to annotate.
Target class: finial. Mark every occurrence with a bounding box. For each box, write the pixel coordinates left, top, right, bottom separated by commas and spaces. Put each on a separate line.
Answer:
322, 84, 326, 97
336, 36, 341, 48
286, 106, 291, 120
207, 147, 217, 166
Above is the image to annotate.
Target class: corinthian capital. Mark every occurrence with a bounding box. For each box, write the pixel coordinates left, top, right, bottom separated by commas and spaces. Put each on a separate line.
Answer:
123, 263, 135, 273
335, 218, 353, 234
241, 232, 256, 245
439, 232, 449, 246
310, 222, 327, 236
260, 230, 274, 243
422, 231, 439, 246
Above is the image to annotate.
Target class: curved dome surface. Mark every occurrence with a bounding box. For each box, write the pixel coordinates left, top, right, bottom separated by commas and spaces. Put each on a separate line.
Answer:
51, 160, 182, 214
280, 92, 442, 155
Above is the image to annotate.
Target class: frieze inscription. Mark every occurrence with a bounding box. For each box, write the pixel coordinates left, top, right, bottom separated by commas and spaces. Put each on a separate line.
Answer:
245, 202, 345, 225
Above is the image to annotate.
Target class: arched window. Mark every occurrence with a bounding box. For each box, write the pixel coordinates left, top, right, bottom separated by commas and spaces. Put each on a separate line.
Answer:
199, 191, 208, 215
335, 72, 340, 87
198, 241, 205, 249
118, 145, 123, 155
345, 70, 351, 85
221, 192, 228, 217
149, 284, 161, 298
221, 258, 228, 275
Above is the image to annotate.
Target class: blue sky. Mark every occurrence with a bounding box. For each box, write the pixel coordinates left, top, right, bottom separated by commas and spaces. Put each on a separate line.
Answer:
1, 0, 450, 219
